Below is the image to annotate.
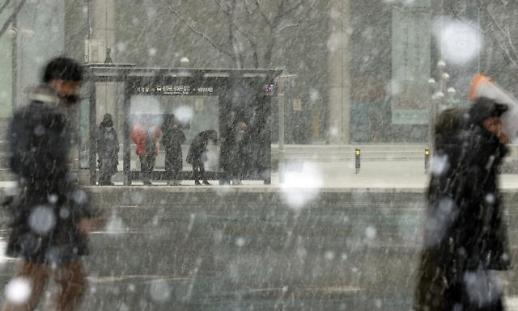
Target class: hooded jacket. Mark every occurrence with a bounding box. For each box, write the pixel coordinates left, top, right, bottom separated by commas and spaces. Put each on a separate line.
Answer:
97, 114, 119, 158
415, 98, 511, 310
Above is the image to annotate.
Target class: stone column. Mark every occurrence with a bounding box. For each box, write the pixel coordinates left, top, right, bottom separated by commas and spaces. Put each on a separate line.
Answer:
15, 0, 65, 105
85, 0, 118, 184
64, 0, 87, 60
89, 0, 117, 126
327, 0, 352, 144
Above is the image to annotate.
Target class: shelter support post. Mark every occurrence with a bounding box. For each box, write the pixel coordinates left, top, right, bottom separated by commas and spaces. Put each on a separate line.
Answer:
89, 81, 97, 185
123, 81, 131, 185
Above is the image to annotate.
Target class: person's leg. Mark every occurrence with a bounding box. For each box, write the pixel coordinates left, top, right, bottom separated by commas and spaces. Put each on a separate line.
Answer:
193, 160, 201, 185
105, 158, 116, 185
147, 154, 156, 184
110, 155, 118, 185
149, 154, 156, 171
2, 261, 49, 311
98, 159, 110, 185
165, 153, 173, 185
231, 160, 240, 185
139, 156, 147, 184
97, 157, 104, 185
172, 168, 181, 186
172, 153, 182, 185
200, 165, 210, 185
53, 261, 87, 311
141, 155, 152, 185
236, 150, 247, 185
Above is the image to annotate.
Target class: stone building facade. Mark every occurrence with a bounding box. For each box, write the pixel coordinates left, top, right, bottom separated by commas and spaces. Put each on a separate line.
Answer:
0, 0, 515, 145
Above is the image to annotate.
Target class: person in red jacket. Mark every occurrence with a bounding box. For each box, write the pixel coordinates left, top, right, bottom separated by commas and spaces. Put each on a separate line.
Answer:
131, 115, 162, 185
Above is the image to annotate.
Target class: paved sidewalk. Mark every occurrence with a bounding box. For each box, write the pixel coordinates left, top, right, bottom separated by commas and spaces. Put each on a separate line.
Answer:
274, 159, 518, 190
0, 159, 517, 190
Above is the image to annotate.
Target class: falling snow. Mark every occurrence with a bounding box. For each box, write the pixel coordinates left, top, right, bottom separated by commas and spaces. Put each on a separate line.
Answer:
5, 278, 32, 305
0, 1, 516, 310
28, 206, 56, 235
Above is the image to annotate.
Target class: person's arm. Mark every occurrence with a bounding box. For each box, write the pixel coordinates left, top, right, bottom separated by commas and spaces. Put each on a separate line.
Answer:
68, 188, 106, 233
457, 141, 489, 202
154, 127, 163, 143
161, 129, 171, 147
113, 128, 120, 154
77, 216, 107, 233
7, 111, 27, 175
95, 128, 102, 153
451, 134, 500, 254
130, 129, 137, 143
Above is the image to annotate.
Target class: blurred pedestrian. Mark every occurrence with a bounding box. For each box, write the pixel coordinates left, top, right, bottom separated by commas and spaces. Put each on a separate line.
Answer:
161, 114, 186, 186
186, 130, 217, 185
96, 113, 119, 186
3, 57, 105, 311
415, 98, 511, 311
131, 115, 162, 185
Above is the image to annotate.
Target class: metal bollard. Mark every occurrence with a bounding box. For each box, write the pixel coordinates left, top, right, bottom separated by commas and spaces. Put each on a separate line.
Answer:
424, 148, 431, 173
355, 148, 361, 174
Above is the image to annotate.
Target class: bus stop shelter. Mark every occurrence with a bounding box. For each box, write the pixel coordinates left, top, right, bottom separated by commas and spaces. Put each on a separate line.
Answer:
84, 65, 282, 185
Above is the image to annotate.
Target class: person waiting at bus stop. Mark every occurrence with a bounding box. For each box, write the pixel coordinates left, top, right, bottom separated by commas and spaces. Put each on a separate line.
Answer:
187, 130, 218, 185
96, 113, 119, 186
161, 114, 186, 186
131, 115, 162, 185
229, 119, 249, 185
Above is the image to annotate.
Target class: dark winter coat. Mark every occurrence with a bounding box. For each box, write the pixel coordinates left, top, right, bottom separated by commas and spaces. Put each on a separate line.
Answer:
231, 125, 249, 155
230, 124, 251, 176
96, 116, 119, 175
161, 126, 186, 172
5, 85, 96, 264
186, 130, 217, 166
220, 121, 250, 175
415, 100, 511, 311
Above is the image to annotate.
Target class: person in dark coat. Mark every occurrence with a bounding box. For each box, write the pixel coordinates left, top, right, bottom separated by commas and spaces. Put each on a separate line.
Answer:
161, 114, 186, 186
3, 57, 104, 311
187, 130, 218, 185
229, 120, 249, 185
96, 113, 119, 186
415, 98, 511, 311
220, 113, 251, 185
